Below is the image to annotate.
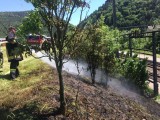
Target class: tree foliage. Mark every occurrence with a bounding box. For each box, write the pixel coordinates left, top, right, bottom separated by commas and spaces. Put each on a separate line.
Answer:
73, 16, 121, 83
17, 10, 43, 37
119, 54, 149, 90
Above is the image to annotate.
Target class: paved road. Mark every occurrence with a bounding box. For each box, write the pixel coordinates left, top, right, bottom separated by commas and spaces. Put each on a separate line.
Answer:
137, 53, 160, 61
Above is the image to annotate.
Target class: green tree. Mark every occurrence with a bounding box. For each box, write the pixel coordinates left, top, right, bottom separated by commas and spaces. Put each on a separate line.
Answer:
16, 10, 43, 37
25, 0, 90, 115
85, 23, 102, 84
78, 16, 121, 82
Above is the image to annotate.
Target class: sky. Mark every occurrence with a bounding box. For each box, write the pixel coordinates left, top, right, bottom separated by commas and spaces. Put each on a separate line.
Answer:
0, 0, 106, 25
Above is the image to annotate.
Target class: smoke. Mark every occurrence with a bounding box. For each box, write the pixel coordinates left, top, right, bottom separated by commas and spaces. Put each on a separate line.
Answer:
107, 77, 142, 101
36, 52, 144, 103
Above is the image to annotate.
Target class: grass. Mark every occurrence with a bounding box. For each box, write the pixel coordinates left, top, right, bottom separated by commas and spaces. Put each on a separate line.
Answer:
155, 95, 160, 103
0, 46, 55, 119
0, 46, 46, 89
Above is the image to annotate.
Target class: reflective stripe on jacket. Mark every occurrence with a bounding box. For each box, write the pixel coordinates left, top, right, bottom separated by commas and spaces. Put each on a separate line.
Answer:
10, 69, 16, 72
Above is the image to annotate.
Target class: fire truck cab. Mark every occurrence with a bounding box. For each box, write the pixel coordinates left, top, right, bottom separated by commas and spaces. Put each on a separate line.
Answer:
26, 34, 45, 48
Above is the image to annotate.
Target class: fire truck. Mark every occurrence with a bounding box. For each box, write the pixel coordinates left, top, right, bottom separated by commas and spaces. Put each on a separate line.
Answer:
26, 34, 52, 52
26, 34, 45, 48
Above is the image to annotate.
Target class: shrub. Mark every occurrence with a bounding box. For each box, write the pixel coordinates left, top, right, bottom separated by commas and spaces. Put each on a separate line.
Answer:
120, 54, 149, 90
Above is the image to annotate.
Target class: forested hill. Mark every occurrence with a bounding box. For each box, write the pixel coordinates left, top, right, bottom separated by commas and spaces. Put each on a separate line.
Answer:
0, 11, 29, 37
80, 0, 160, 28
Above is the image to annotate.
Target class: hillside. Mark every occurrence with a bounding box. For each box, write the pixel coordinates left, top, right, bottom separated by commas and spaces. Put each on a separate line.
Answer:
0, 11, 29, 37
0, 46, 160, 119
80, 0, 160, 28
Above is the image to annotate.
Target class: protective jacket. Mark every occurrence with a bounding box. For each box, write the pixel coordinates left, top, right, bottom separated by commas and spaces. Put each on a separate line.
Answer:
6, 41, 23, 62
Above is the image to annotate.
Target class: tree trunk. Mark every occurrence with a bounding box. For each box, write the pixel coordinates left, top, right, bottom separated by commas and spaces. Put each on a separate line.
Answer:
91, 69, 96, 84
55, 44, 66, 115
58, 67, 66, 115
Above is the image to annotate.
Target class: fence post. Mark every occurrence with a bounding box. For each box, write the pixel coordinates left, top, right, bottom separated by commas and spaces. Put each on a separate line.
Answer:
152, 31, 159, 96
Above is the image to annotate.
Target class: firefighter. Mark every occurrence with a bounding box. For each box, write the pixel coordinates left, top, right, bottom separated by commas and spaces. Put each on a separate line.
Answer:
6, 26, 23, 79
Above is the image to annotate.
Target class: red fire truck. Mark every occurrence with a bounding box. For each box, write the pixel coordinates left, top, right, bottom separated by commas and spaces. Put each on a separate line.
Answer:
26, 34, 45, 48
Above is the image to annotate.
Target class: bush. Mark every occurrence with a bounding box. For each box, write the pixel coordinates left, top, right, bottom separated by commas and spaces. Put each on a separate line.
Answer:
120, 54, 149, 90
103, 52, 118, 75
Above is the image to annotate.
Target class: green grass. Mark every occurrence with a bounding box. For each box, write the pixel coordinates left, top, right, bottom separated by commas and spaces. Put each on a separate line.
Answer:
155, 95, 160, 103
0, 46, 54, 119
0, 46, 45, 89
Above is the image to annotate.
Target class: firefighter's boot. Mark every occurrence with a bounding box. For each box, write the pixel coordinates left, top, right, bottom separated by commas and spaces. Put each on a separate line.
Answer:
10, 69, 16, 79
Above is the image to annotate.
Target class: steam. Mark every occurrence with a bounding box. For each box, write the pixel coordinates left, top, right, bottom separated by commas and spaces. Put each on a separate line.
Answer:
36, 51, 144, 103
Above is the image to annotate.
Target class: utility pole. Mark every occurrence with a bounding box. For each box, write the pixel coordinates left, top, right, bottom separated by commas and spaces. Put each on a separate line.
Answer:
112, 0, 116, 28
112, 0, 119, 58
152, 32, 159, 96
